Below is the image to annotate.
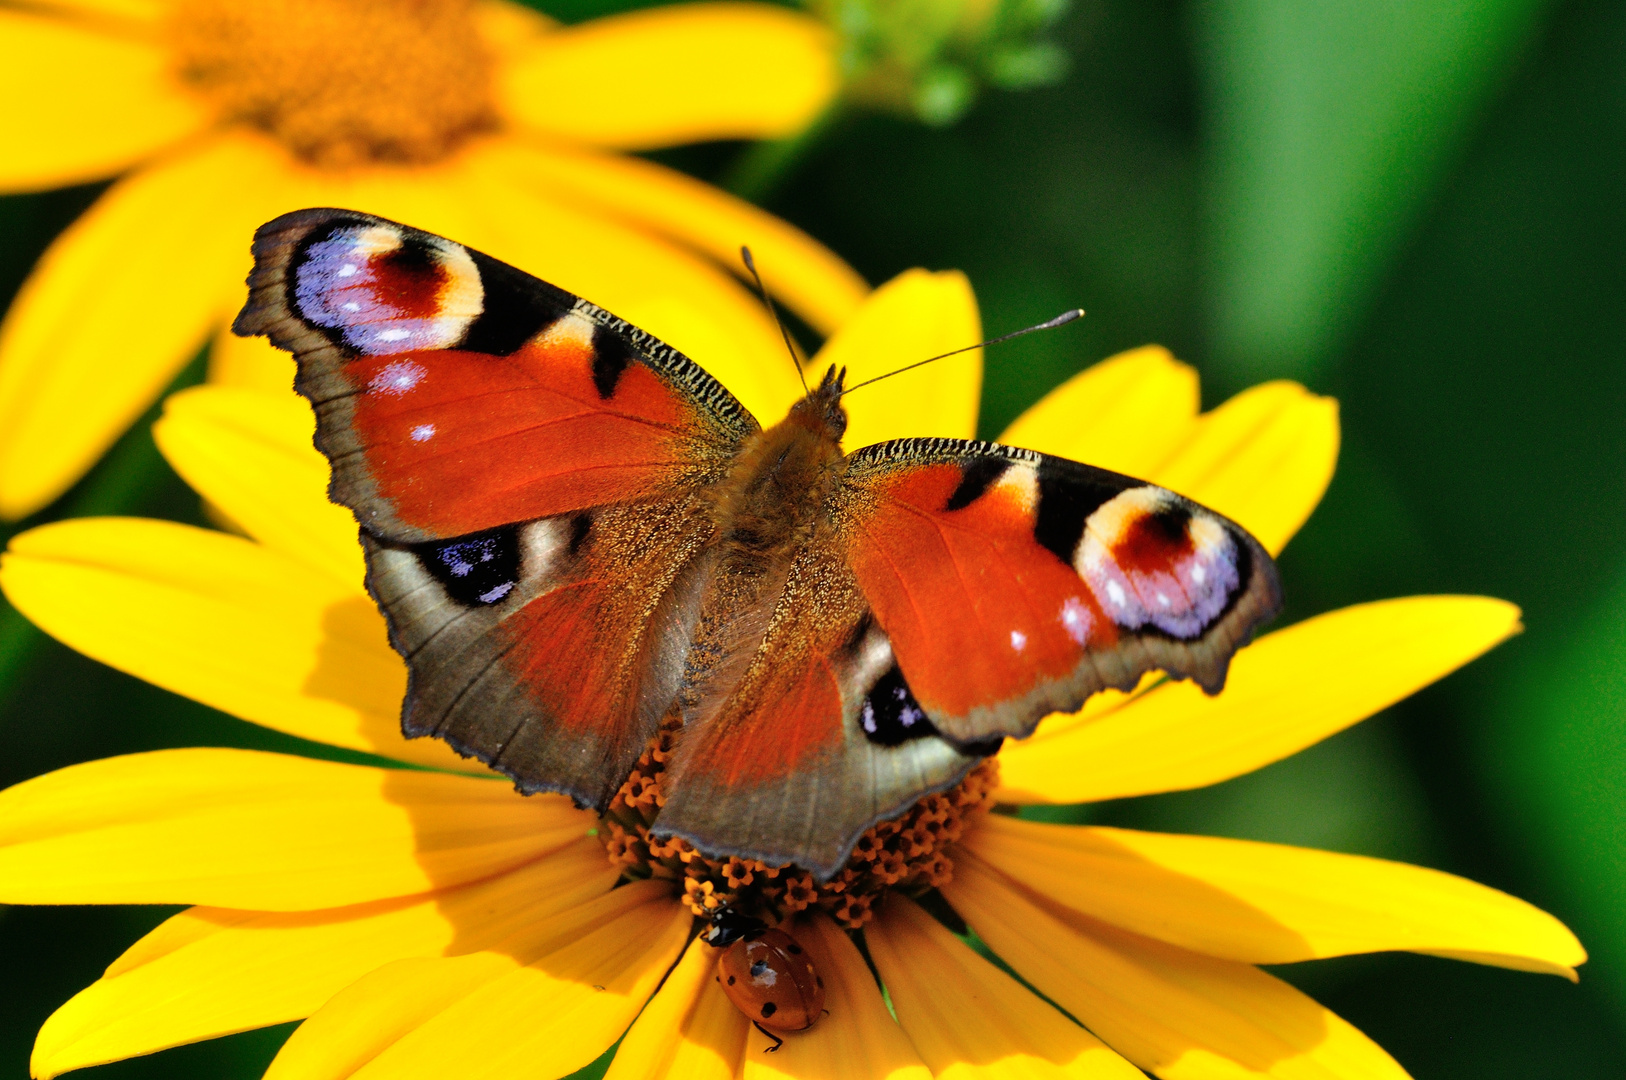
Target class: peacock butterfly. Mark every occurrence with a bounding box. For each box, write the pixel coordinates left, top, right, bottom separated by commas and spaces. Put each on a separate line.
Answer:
233, 209, 1281, 879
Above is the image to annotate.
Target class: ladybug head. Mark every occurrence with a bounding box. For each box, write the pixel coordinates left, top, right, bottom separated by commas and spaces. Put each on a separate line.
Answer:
706, 907, 769, 948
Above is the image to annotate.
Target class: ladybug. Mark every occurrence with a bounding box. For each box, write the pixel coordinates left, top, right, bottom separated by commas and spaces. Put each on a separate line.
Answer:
706, 909, 826, 1051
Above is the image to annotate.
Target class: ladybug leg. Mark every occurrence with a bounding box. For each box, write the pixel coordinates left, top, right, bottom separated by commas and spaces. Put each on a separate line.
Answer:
753, 1022, 784, 1053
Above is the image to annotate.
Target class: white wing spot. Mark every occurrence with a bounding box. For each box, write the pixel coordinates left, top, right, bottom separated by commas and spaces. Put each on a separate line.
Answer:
370, 360, 426, 396
375, 328, 411, 342
1060, 596, 1092, 645
478, 582, 514, 603
1106, 580, 1128, 608
1156, 592, 1171, 607
1192, 565, 1207, 584
1010, 630, 1028, 652
410, 423, 436, 442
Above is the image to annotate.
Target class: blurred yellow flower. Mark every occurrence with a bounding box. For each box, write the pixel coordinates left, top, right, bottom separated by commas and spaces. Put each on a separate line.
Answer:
0, 270, 1583, 1080
0, 0, 867, 519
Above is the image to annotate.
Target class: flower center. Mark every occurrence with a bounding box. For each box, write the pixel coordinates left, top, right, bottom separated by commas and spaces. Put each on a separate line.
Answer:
598, 716, 1000, 929
168, 0, 498, 166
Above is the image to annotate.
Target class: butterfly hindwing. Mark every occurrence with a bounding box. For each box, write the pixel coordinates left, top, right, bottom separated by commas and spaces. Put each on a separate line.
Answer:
836, 439, 1281, 748
234, 208, 750, 808
655, 530, 984, 879
362, 497, 715, 809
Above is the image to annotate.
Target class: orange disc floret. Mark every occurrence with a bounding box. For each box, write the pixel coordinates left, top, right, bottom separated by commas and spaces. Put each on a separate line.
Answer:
169, 0, 497, 166
596, 717, 1000, 929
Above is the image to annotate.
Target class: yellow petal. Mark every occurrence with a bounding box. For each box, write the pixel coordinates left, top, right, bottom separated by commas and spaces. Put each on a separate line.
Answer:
263, 881, 676, 1080
867, 894, 1147, 1079
297, 889, 687, 1080
998, 346, 1200, 479
500, 3, 836, 148
946, 854, 1410, 1080
31, 840, 618, 1080
22, 0, 164, 22
1147, 381, 1339, 556
480, 142, 868, 337
817, 269, 982, 451
996, 596, 1521, 804
463, 153, 802, 426
207, 322, 299, 395
0, 9, 208, 192
963, 815, 1584, 978
0, 134, 288, 519
474, 0, 556, 57
0, 747, 587, 908
267, 954, 520, 1080
304, 148, 802, 426
745, 912, 931, 1080
604, 936, 746, 1080
155, 387, 363, 587
0, 517, 480, 771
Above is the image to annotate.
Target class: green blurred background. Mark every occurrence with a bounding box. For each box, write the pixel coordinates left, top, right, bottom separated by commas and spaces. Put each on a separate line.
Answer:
3, 0, 1624, 1076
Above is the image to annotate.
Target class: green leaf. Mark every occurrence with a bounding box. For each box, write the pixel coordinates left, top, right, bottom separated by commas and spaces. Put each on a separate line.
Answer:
1196, 0, 1548, 386
1485, 561, 1626, 1006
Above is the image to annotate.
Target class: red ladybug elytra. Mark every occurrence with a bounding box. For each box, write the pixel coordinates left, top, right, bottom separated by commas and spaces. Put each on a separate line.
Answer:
706, 910, 826, 1051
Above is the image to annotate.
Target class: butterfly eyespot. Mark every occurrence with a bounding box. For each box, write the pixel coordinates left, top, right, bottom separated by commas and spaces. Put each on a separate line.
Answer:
859, 666, 939, 747
414, 525, 521, 608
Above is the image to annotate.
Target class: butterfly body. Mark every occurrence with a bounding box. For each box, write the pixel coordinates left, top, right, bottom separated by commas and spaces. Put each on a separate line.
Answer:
234, 208, 1282, 879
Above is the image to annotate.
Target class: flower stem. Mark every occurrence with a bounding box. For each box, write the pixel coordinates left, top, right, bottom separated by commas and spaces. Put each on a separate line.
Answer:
724, 103, 845, 203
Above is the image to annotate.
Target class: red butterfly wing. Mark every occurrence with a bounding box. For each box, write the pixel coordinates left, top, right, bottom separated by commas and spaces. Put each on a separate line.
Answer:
655, 532, 983, 879
836, 440, 1281, 748
234, 208, 754, 543
233, 209, 748, 809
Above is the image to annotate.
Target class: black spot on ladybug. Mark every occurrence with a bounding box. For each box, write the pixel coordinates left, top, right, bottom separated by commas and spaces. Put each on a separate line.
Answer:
761, 1002, 778, 1018
750, 959, 768, 978
787, 943, 802, 955
816, 976, 824, 988
727, 975, 736, 985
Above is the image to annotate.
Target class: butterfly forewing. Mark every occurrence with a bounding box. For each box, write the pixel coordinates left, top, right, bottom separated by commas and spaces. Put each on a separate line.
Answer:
233, 207, 755, 542
234, 208, 751, 808
836, 438, 1281, 747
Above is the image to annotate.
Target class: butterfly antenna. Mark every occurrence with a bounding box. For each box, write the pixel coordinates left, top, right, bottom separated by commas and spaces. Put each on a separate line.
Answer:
840, 308, 1086, 397
741, 245, 810, 397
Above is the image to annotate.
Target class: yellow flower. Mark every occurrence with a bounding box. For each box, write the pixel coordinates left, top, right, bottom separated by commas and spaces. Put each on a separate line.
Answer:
0, 271, 1583, 1079
0, 0, 866, 520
